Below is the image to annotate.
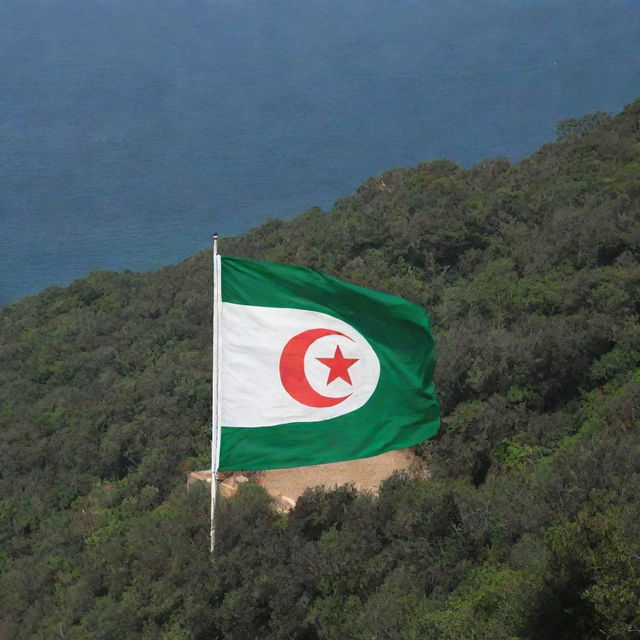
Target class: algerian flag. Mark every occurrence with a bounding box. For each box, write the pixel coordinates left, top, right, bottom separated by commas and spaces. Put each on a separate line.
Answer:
215, 256, 440, 471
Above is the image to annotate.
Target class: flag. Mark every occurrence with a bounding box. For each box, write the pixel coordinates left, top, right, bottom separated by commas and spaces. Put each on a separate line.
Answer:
216, 256, 440, 471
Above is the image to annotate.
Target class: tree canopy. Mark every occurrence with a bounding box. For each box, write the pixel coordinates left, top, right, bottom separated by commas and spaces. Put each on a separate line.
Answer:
1, 100, 639, 639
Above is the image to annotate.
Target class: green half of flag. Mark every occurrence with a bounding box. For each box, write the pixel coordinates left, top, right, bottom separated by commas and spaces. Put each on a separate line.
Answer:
217, 256, 440, 471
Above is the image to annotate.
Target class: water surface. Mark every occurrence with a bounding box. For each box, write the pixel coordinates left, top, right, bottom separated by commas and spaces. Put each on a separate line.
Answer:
1, 0, 639, 303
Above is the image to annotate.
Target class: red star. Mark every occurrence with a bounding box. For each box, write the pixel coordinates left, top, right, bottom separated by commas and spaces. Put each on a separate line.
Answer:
317, 345, 359, 385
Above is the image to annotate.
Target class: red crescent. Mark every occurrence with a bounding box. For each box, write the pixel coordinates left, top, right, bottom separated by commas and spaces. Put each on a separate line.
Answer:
279, 328, 354, 408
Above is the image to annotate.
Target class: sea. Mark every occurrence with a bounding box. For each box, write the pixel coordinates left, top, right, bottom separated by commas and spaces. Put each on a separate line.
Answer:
1, 0, 639, 305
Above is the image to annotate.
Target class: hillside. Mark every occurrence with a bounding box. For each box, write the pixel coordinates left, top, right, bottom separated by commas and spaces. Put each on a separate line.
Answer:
1, 101, 639, 639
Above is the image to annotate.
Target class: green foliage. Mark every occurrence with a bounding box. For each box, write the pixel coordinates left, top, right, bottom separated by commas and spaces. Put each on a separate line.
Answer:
556, 111, 613, 140
1, 98, 640, 638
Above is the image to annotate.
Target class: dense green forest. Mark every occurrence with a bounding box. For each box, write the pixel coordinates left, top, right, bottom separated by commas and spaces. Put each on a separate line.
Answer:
1, 100, 639, 639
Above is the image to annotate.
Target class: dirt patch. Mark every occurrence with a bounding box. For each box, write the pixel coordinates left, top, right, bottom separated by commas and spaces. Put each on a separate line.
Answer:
258, 449, 427, 511
189, 449, 428, 512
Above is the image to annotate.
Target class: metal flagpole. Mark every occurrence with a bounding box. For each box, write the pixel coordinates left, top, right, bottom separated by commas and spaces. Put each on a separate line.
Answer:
210, 233, 222, 555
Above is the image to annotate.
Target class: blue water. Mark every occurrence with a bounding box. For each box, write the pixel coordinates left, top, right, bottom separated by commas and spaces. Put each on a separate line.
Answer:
1, 0, 639, 304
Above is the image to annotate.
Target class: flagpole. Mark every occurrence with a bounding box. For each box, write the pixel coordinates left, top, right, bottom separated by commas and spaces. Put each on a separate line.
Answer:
210, 233, 222, 555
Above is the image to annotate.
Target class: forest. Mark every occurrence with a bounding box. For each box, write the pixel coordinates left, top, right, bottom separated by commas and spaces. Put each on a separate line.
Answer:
0, 100, 639, 639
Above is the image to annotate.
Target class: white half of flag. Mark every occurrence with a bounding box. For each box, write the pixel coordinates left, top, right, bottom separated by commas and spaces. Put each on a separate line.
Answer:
220, 303, 381, 428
